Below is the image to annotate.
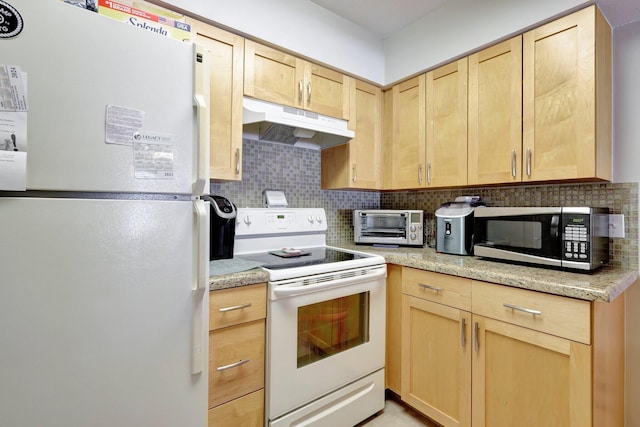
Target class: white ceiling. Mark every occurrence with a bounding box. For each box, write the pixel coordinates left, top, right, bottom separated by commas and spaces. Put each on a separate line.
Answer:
310, 0, 640, 38
310, 0, 449, 38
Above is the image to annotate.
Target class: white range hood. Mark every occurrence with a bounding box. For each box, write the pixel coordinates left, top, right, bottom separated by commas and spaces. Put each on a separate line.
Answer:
242, 97, 355, 149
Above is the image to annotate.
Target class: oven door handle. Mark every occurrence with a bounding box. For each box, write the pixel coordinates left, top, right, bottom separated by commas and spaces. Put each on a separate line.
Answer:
271, 266, 386, 297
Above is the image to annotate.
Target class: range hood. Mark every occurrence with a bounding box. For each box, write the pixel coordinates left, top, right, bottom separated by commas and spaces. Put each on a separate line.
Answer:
242, 97, 355, 149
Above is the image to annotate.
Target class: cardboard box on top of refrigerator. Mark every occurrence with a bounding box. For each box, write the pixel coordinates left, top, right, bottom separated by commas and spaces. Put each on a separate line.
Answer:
97, 0, 191, 40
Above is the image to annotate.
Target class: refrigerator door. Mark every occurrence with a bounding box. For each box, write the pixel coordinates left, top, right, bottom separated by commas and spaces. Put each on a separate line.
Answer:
0, 196, 209, 427
3, 0, 209, 194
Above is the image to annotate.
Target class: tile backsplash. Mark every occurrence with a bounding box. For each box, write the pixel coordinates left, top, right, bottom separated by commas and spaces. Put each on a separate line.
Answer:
211, 139, 638, 269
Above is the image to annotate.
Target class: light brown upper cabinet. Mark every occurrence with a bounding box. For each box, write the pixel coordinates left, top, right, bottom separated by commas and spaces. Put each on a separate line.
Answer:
390, 59, 467, 190
390, 75, 426, 189
188, 19, 244, 181
426, 58, 468, 187
244, 40, 351, 120
468, 36, 523, 185
321, 80, 382, 189
522, 5, 611, 182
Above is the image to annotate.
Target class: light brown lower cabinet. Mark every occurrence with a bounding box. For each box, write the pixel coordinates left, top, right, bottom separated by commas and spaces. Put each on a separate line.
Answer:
398, 267, 624, 427
208, 283, 266, 426
207, 389, 264, 427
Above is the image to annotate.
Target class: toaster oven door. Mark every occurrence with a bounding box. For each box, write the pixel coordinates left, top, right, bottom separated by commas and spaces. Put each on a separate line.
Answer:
357, 212, 408, 243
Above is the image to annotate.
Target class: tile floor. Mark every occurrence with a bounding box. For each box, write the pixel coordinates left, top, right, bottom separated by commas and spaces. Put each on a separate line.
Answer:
357, 398, 441, 427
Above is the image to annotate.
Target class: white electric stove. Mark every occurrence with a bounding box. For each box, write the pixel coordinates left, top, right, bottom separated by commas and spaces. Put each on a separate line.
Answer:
234, 208, 387, 427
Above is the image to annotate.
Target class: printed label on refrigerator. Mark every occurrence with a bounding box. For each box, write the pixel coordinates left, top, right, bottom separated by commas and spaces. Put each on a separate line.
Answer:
0, 64, 27, 190
133, 130, 175, 179
0, 65, 28, 112
105, 104, 145, 145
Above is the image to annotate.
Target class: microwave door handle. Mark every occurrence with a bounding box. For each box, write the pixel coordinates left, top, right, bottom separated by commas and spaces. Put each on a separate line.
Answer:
551, 214, 560, 238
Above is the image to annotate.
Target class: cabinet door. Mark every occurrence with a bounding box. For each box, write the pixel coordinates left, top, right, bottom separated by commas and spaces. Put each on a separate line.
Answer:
426, 58, 468, 187
320, 80, 381, 189
304, 62, 351, 119
350, 80, 381, 188
522, 5, 611, 182
472, 315, 591, 427
244, 40, 304, 108
391, 75, 426, 189
188, 20, 244, 181
402, 295, 471, 427
468, 36, 522, 185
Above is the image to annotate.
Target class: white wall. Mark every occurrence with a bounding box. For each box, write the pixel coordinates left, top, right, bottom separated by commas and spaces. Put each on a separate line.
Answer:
161, 0, 386, 84
383, 0, 588, 84
611, 19, 640, 427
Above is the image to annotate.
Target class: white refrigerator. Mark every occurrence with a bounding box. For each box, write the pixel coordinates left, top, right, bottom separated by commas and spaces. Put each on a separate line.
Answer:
0, 1, 211, 426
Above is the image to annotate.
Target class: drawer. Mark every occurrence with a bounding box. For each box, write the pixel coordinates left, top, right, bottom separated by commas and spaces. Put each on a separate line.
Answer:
209, 319, 265, 408
208, 389, 264, 427
472, 280, 591, 344
402, 267, 472, 311
210, 283, 266, 331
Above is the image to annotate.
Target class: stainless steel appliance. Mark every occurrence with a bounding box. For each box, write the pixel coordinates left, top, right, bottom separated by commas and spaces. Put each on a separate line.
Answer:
1, 1, 210, 425
474, 207, 609, 271
354, 209, 424, 246
435, 197, 484, 255
234, 208, 386, 427
205, 195, 236, 260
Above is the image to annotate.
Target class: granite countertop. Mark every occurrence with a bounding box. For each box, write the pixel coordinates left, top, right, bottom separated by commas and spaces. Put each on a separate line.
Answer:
334, 242, 638, 302
208, 244, 638, 302
209, 267, 269, 291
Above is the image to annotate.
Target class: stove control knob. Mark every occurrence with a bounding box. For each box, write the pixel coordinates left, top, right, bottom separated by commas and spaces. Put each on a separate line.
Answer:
307, 216, 315, 223
316, 215, 323, 223
243, 215, 252, 225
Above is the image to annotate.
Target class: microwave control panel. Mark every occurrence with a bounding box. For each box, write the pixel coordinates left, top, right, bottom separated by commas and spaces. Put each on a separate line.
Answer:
562, 214, 590, 261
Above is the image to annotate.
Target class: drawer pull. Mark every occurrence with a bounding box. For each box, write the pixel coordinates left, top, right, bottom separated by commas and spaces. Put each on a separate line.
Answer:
460, 318, 466, 348
219, 303, 252, 313
217, 358, 250, 371
418, 283, 442, 293
503, 303, 542, 316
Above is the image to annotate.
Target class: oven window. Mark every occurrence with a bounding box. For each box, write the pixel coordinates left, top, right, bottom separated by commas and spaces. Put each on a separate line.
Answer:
297, 292, 370, 368
486, 220, 542, 249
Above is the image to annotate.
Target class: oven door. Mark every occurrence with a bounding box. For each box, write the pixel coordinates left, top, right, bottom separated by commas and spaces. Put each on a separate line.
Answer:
266, 265, 386, 422
474, 207, 563, 267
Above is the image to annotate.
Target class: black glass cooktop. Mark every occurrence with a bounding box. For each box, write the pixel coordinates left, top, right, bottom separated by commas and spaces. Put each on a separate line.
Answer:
235, 247, 371, 270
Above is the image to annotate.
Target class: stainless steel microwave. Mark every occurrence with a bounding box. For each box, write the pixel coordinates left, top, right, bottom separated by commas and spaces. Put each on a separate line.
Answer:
473, 207, 609, 271
354, 210, 424, 247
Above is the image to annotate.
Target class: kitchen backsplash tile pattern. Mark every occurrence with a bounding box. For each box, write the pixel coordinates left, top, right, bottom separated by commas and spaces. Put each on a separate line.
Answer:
211, 140, 638, 269
210, 139, 380, 243
382, 183, 638, 269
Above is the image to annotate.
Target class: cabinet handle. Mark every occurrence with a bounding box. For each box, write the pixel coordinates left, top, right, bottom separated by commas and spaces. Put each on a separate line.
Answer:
511, 150, 516, 177
219, 302, 252, 312
474, 321, 479, 353
307, 82, 312, 104
298, 80, 303, 103
235, 148, 240, 175
216, 358, 250, 371
427, 162, 432, 185
503, 303, 542, 316
418, 283, 442, 293
460, 318, 466, 348
418, 164, 423, 185
353, 164, 357, 183
526, 148, 532, 177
